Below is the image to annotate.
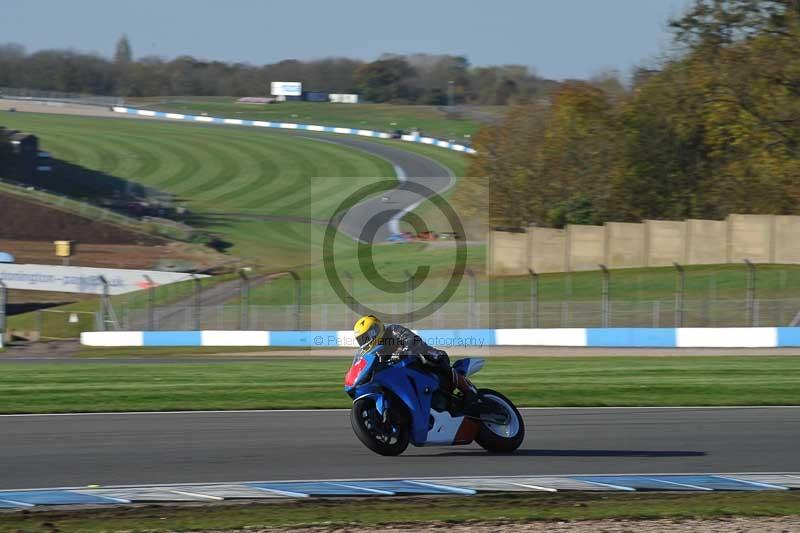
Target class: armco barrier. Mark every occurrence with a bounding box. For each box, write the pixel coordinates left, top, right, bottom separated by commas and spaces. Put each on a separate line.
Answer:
81, 327, 800, 348
111, 107, 477, 154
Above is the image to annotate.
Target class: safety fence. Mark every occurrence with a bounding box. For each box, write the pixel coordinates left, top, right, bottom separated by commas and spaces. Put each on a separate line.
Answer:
0, 86, 122, 106
86, 297, 800, 333
111, 107, 477, 154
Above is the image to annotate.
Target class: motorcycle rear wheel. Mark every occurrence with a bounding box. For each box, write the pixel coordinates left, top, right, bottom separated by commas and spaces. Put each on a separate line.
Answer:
474, 389, 525, 453
350, 398, 410, 456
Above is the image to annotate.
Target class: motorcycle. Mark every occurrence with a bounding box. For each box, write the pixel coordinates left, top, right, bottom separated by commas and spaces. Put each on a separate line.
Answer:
344, 345, 525, 456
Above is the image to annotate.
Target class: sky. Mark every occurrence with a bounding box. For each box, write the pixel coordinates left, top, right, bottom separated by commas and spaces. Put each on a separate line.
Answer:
0, 0, 692, 80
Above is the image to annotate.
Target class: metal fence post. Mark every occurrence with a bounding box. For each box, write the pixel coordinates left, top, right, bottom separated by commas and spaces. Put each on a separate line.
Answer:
466, 268, 476, 328
239, 269, 250, 330
99, 275, 109, 331
745, 259, 756, 327
405, 270, 414, 327
652, 300, 660, 328
673, 262, 685, 328
144, 275, 155, 331
528, 268, 539, 328
98, 275, 120, 331
0, 280, 6, 342
289, 271, 301, 330
599, 264, 610, 328
192, 274, 202, 331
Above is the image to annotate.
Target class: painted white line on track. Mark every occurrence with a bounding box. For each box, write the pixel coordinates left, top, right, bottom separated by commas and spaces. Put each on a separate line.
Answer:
715, 476, 789, 490
507, 481, 557, 492
169, 489, 224, 500
1, 405, 799, 418
644, 478, 712, 491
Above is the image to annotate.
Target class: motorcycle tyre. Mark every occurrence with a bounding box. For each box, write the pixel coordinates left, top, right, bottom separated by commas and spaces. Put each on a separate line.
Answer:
474, 388, 525, 453
350, 397, 410, 456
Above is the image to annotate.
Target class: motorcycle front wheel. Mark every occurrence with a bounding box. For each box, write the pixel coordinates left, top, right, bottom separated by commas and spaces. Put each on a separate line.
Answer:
474, 388, 525, 453
350, 397, 410, 456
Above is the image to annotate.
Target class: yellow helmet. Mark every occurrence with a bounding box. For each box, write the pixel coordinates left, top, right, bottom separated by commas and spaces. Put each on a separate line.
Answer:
354, 315, 384, 352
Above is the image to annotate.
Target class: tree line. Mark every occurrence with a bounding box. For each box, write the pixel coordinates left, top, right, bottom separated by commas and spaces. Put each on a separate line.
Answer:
0, 36, 552, 105
461, 0, 800, 228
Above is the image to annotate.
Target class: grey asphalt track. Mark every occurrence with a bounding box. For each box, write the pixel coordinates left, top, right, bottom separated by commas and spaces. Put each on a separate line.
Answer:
1, 407, 798, 490
310, 135, 453, 242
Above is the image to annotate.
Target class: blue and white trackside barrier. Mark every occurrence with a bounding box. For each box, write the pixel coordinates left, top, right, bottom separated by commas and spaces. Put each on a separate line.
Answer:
111, 107, 477, 154
81, 327, 800, 348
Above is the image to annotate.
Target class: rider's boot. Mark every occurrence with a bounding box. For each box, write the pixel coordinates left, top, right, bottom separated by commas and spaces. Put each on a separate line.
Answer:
452, 370, 487, 417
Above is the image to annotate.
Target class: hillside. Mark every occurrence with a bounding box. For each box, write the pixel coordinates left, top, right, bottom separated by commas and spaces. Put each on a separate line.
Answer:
0, 192, 162, 244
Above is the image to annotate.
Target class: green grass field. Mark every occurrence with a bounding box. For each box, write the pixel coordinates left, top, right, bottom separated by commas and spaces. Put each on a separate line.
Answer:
0, 113, 393, 219
137, 99, 492, 140
0, 112, 408, 272
0, 110, 483, 332
0, 113, 473, 269
0, 356, 796, 413
2, 492, 797, 532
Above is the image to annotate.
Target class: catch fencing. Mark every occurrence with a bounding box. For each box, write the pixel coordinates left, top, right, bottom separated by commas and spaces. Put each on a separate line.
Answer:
107, 297, 800, 332
8, 264, 800, 340
0, 87, 122, 106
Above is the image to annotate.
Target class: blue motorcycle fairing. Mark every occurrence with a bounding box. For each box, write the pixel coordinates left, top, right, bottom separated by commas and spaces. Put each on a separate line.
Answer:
351, 357, 440, 445
353, 386, 386, 416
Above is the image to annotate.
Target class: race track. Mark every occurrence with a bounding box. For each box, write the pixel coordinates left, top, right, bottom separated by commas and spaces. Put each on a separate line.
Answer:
0, 99, 454, 243
1, 407, 798, 490
304, 135, 453, 242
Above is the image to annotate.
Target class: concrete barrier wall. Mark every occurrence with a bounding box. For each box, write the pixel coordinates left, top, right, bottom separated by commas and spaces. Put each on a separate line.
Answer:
606, 222, 645, 268
487, 231, 528, 276
685, 219, 727, 264
645, 220, 685, 266
775, 215, 800, 264
82, 327, 800, 348
491, 215, 800, 274
528, 228, 566, 273
728, 214, 773, 263
566, 225, 605, 271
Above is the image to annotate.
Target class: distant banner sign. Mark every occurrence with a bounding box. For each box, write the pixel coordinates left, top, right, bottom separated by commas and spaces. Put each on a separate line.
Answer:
329, 93, 359, 104
271, 81, 302, 96
0, 264, 208, 295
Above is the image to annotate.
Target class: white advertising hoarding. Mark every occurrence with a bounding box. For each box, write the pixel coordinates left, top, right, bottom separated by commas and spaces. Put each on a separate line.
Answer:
270, 81, 302, 96
329, 93, 359, 104
0, 264, 209, 295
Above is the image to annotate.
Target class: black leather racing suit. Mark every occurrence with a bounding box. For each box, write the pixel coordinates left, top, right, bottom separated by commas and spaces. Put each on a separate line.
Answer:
375, 324, 453, 389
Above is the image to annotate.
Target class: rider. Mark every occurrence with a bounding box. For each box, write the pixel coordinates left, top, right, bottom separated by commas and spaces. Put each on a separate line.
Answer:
353, 314, 478, 408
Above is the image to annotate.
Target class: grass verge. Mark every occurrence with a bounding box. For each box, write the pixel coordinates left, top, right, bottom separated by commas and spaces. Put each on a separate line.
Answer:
1, 492, 798, 533
140, 99, 487, 140
0, 356, 797, 413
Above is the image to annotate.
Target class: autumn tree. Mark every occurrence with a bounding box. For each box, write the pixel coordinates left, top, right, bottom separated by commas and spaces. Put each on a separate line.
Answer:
354, 57, 415, 102
463, 83, 622, 228
114, 34, 132, 64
